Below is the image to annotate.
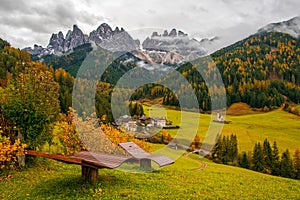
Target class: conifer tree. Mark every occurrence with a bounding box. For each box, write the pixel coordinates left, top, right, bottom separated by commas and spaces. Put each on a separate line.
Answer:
252, 142, 265, 172
262, 139, 273, 173
220, 136, 229, 164
239, 152, 249, 169
132, 102, 138, 117
280, 149, 294, 178
129, 101, 133, 116
211, 135, 222, 163
271, 141, 280, 175
293, 149, 300, 179
230, 134, 238, 162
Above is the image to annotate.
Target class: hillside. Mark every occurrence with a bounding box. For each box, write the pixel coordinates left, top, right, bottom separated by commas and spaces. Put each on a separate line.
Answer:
0, 39, 31, 86
131, 32, 300, 111
258, 16, 300, 38
20, 23, 300, 121
35, 43, 93, 76
212, 31, 300, 106
1, 155, 299, 199
144, 105, 300, 154
31, 31, 300, 119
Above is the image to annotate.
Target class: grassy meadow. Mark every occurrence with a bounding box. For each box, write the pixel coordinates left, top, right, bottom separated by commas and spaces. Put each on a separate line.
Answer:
0, 154, 299, 200
1, 104, 300, 199
144, 104, 300, 153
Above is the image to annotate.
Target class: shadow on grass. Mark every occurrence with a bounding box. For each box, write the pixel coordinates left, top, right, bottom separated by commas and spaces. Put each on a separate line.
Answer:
24, 158, 167, 199
28, 169, 131, 199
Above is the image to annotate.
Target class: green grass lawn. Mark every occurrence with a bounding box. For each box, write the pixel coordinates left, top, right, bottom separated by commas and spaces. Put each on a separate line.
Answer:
144, 105, 300, 153
1, 155, 299, 200
1, 105, 299, 199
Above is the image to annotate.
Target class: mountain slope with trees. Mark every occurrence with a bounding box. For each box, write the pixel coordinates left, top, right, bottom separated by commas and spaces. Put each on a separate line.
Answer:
131, 32, 300, 112
33, 31, 300, 115
212, 31, 300, 107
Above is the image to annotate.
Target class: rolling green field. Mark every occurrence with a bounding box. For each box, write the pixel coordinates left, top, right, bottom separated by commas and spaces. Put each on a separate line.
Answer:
145, 105, 300, 153
1, 155, 299, 200
1, 106, 300, 199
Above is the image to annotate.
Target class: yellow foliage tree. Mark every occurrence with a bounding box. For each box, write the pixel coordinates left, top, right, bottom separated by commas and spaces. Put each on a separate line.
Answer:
0, 135, 26, 171
52, 111, 85, 156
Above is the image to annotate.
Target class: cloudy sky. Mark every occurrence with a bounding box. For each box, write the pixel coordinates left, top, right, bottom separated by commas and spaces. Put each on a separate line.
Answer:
0, 0, 299, 49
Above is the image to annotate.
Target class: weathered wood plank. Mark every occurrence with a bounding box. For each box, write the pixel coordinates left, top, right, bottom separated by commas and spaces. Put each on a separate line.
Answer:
119, 142, 174, 167
72, 151, 131, 169
146, 155, 174, 167
119, 142, 150, 158
26, 150, 83, 165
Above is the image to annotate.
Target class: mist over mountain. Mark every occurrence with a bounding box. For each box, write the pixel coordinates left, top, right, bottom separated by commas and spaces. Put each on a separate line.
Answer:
141, 29, 206, 61
24, 23, 217, 65
24, 16, 300, 77
258, 16, 300, 38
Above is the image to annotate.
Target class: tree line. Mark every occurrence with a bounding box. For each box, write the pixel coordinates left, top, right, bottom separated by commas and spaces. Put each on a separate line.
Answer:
211, 135, 300, 180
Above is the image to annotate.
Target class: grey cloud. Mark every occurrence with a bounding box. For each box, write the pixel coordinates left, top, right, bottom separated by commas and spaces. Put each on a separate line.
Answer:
77, 12, 105, 26
146, 9, 157, 14
0, 0, 299, 49
190, 5, 208, 12
0, 0, 29, 13
0, 14, 53, 33
54, 3, 76, 21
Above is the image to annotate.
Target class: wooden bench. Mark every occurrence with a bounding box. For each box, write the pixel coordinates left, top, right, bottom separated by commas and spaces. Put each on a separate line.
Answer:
26, 150, 125, 181
119, 142, 174, 169
26, 142, 174, 182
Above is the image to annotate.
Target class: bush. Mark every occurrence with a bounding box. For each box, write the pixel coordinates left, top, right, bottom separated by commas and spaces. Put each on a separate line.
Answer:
52, 112, 85, 156
0, 135, 26, 171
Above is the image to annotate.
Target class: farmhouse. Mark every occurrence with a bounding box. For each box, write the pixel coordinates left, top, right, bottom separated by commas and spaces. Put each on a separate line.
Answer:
116, 115, 167, 132
151, 118, 166, 127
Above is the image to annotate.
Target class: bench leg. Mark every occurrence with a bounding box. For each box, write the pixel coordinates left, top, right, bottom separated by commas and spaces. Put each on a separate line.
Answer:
140, 159, 151, 170
82, 166, 98, 182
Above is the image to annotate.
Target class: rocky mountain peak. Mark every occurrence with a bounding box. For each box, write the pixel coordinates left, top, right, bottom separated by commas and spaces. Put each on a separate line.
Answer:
58, 31, 64, 38
152, 32, 159, 37
89, 23, 139, 52
26, 23, 141, 56
64, 24, 87, 51
73, 24, 80, 30
163, 30, 168, 37
25, 23, 213, 62
115, 27, 120, 33
178, 30, 188, 37
142, 29, 206, 61
169, 28, 177, 37
23, 44, 45, 55
96, 23, 113, 38
47, 31, 65, 54
258, 16, 300, 38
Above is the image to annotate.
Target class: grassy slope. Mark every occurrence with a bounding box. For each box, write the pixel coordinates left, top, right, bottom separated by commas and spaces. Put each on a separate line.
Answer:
224, 109, 300, 153
1, 155, 299, 200
1, 105, 299, 199
144, 105, 300, 153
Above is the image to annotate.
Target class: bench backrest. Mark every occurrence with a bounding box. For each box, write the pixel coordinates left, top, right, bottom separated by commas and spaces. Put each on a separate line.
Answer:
119, 142, 150, 158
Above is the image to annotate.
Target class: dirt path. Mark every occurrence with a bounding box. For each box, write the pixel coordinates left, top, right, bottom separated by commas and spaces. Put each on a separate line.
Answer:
184, 152, 208, 170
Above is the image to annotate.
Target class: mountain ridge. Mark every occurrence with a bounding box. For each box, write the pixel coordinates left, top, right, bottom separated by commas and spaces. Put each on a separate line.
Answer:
25, 23, 140, 56
24, 23, 212, 65
258, 16, 300, 38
